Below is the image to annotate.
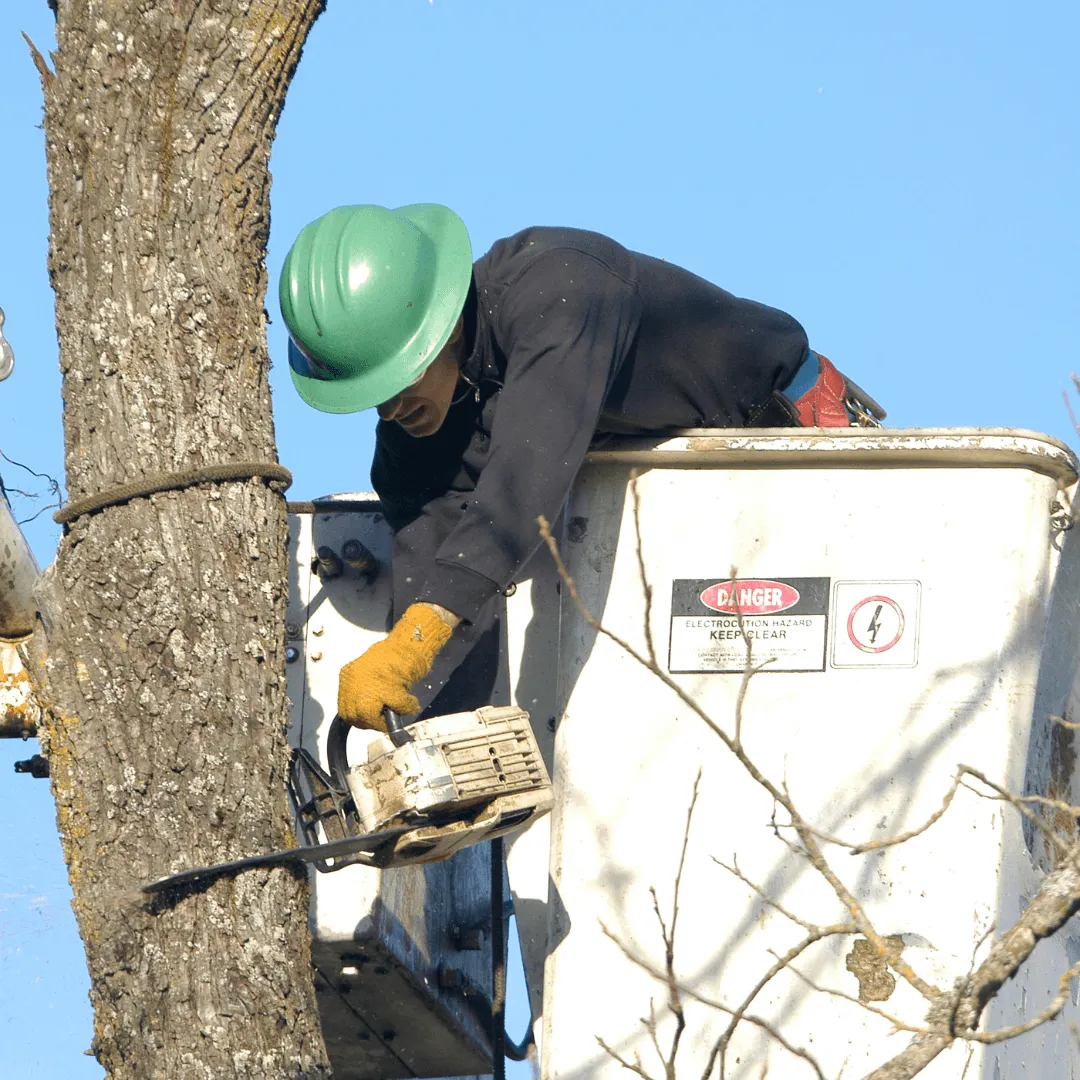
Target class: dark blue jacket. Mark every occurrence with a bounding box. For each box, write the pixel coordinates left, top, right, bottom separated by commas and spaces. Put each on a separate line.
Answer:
372, 226, 808, 623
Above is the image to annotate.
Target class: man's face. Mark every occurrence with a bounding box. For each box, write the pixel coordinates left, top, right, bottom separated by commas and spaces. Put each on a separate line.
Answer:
376, 317, 463, 437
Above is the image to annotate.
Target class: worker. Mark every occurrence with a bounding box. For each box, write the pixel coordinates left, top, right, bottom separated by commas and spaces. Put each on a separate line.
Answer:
280, 204, 884, 732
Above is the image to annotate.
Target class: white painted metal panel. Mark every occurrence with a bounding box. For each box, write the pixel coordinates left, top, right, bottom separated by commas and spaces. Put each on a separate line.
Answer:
0, 482, 38, 640
287, 500, 494, 1080
537, 429, 1080, 1080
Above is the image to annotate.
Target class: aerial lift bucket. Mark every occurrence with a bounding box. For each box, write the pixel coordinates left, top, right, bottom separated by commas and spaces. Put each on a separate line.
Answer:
529, 428, 1080, 1080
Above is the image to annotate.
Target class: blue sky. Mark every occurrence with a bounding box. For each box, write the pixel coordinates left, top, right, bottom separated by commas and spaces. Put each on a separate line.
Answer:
1, 1, 1078, 1075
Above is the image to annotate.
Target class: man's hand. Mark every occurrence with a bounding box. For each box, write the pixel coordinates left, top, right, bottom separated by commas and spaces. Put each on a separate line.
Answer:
337, 603, 456, 731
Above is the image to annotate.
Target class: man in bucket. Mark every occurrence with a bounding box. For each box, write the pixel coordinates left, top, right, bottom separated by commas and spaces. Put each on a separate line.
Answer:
280, 204, 884, 732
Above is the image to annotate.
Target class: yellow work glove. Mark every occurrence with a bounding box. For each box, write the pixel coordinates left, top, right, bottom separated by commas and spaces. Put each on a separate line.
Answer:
337, 603, 454, 731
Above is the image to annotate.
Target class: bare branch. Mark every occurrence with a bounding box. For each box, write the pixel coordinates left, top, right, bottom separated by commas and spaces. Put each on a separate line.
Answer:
850, 771, 966, 854
784, 958, 923, 1034
708, 925, 859, 1080
860, 1023, 952, 1080
959, 958, 1080, 1043
953, 854, 1080, 1031
597, 1035, 658, 1080
1050, 713, 1080, 732
1012, 792, 1080, 818
666, 971, 828, 1079
646, 1000, 670, 1077
0, 448, 64, 524
959, 767, 1071, 857
727, 566, 752, 748
1067, 374, 1080, 437
600, 921, 827, 1080
767, 769, 968, 856
1063, 388, 1080, 436
866, 843, 1080, 1078
670, 770, 700, 949
711, 856, 851, 936
630, 473, 658, 669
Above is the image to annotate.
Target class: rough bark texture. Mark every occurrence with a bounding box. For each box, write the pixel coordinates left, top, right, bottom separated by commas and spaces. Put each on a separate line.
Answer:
26, 3, 330, 1076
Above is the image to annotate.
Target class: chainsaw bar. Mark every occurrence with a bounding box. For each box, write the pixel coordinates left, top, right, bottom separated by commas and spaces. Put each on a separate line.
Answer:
141, 826, 412, 895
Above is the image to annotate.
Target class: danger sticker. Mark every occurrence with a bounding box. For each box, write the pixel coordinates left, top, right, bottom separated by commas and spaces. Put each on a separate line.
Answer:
700, 579, 800, 615
830, 581, 921, 668
668, 578, 829, 673
847, 595, 904, 653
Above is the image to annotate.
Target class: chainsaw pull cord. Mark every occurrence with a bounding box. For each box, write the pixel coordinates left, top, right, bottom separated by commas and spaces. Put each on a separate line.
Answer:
491, 834, 507, 1080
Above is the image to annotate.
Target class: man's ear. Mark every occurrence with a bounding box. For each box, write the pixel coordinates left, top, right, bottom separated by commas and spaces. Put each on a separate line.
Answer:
447, 314, 465, 345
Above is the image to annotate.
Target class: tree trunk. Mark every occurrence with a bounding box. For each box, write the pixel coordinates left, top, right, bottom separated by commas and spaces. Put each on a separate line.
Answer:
25, 3, 330, 1076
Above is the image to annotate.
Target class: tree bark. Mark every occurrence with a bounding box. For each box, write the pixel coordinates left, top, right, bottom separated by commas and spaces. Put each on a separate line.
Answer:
25, 3, 330, 1076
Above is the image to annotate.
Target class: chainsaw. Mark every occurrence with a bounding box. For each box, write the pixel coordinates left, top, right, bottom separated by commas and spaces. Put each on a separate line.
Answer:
143, 705, 553, 894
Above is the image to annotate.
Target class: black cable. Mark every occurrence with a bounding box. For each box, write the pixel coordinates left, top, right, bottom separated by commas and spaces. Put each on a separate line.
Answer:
53, 461, 292, 525
491, 835, 507, 1080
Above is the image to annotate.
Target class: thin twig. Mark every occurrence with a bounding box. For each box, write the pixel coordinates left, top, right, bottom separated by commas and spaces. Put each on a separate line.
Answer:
959, 767, 1070, 857
768, 769, 967, 856
1067, 375, 1080, 437
728, 566, 751, 748
1, 448, 63, 524
783, 959, 923, 1034
630, 473, 659, 669
708, 925, 858, 1080
646, 1000, 668, 1077
669, 771, 700, 952
711, 856, 841, 935
600, 922, 827, 1080
1011, 792, 1080, 817
597, 1035, 656, 1080
850, 771, 966, 854
958, 958, 1080, 1042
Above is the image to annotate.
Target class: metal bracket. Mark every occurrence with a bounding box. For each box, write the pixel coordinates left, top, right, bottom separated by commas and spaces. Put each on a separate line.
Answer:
0, 309, 13, 382
14, 754, 49, 778
1051, 495, 1075, 550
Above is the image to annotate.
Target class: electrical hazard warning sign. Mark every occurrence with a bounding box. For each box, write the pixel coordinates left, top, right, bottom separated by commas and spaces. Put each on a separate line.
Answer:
668, 577, 830, 673
830, 581, 921, 668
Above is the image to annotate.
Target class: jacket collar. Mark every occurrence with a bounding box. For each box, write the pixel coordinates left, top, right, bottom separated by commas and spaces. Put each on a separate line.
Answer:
459, 271, 503, 387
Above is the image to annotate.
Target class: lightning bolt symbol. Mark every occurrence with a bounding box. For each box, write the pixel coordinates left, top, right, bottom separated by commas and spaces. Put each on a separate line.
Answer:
867, 604, 883, 645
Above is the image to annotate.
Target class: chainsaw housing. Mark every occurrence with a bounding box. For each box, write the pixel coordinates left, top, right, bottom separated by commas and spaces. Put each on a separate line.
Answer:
348, 705, 553, 864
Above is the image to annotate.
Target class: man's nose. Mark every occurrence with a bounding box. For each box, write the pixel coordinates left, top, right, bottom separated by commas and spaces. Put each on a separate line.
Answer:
377, 395, 402, 421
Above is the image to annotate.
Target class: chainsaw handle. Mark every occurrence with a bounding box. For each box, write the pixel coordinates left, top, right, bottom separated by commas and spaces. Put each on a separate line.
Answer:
326, 709, 413, 791
382, 708, 413, 747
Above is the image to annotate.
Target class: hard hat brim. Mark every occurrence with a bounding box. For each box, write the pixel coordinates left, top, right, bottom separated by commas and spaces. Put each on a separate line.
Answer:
288, 203, 473, 415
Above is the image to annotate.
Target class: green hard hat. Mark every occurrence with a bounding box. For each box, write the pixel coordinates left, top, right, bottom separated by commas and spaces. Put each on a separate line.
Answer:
280, 203, 473, 414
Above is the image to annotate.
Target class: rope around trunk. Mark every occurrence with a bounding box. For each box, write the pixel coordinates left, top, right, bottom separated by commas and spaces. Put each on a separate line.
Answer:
54, 462, 293, 525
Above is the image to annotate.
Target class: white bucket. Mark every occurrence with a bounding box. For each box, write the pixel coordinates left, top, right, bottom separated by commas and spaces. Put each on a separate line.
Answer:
525, 428, 1080, 1080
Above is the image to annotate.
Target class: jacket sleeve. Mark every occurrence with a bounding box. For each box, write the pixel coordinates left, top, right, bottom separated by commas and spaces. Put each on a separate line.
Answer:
416, 251, 641, 622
